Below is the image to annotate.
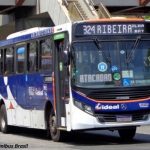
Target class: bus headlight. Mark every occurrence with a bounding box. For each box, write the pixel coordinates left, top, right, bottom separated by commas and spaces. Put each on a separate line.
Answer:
74, 100, 93, 115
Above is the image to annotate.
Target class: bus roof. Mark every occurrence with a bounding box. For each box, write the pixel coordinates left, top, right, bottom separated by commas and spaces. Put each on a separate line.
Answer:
0, 27, 54, 47
7, 27, 51, 39
0, 23, 71, 48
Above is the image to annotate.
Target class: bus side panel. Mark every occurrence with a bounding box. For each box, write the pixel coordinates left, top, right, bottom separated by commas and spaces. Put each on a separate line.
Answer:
26, 73, 54, 109
7, 107, 46, 129
0, 75, 49, 129
16, 75, 27, 107
26, 73, 46, 109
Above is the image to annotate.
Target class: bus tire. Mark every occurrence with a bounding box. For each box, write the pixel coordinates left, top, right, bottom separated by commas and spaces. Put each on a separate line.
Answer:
118, 127, 136, 141
49, 110, 64, 142
0, 105, 9, 133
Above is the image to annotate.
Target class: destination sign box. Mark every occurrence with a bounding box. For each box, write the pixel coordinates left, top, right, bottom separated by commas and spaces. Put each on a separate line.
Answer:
75, 22, 146, 36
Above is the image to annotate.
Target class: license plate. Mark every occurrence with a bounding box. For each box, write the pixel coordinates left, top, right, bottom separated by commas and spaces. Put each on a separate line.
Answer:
116, 115, 132, 122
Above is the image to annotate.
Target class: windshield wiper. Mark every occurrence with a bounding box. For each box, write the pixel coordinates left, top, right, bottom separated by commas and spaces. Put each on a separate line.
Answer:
126, 36, 141, 64
93, 38, 111, 63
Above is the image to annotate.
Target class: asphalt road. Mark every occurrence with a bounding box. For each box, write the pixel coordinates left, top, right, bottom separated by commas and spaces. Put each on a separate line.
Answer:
0, 126, 150, 150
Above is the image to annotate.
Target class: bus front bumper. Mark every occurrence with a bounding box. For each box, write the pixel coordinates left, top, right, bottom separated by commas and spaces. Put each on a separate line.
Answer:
71, 104, 150, 130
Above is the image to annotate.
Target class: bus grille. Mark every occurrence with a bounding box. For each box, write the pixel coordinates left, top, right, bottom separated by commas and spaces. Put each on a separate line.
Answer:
86, 86, 150, 100
96, 113, 149, 123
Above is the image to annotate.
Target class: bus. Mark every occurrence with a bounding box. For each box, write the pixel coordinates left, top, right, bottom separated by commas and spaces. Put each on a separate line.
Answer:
1, 18, 150, 142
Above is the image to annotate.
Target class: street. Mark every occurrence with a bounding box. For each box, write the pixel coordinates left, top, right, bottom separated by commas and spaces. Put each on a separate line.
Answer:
0, 126, 150, 150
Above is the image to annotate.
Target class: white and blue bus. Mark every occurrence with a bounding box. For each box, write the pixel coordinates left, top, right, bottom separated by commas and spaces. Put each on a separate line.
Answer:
1, 18, 150, 141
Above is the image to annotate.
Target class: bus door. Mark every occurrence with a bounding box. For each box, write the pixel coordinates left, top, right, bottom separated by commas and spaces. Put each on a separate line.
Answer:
53, 32, 69, 128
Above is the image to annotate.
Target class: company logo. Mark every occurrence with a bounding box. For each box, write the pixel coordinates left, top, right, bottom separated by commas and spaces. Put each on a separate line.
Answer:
95, 103, 120, 110
139, 103, 149, 108
120, 104, 127, 110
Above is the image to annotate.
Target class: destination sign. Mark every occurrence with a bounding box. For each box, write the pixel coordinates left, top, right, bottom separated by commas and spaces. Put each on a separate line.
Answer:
75, 23, 145, 36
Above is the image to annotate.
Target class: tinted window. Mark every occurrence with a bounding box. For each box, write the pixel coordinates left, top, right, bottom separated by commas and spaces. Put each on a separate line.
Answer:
40, 38, 53, 73
27, 42, 37, 72
5, 47, 14, 74
16, 47, 25, 73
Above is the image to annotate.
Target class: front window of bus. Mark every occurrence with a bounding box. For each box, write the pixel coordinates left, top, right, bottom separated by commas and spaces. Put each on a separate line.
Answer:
71, 38, 150, 88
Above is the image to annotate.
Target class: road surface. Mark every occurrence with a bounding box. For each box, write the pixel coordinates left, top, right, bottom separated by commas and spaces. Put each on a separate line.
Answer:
0, 126, 150, 150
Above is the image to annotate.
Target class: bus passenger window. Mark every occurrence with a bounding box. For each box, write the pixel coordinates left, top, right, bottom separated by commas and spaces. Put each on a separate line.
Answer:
16, 47, 25, 73
40, 39, 52, 73
5, 47, 14, 75
27, 42, 37, 72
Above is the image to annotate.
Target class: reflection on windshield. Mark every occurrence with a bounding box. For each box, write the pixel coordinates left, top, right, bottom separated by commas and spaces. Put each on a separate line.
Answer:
71, 39, 150, 88
126, 36, 141, 64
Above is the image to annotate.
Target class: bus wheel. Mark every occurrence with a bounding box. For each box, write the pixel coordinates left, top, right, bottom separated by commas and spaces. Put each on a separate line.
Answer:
0, 105, 9, 133
118, 127, 136, 141
49, 110, 64, 142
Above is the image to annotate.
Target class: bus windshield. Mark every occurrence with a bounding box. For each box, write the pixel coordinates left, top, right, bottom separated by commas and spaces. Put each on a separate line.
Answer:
71, 37, 150, 88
